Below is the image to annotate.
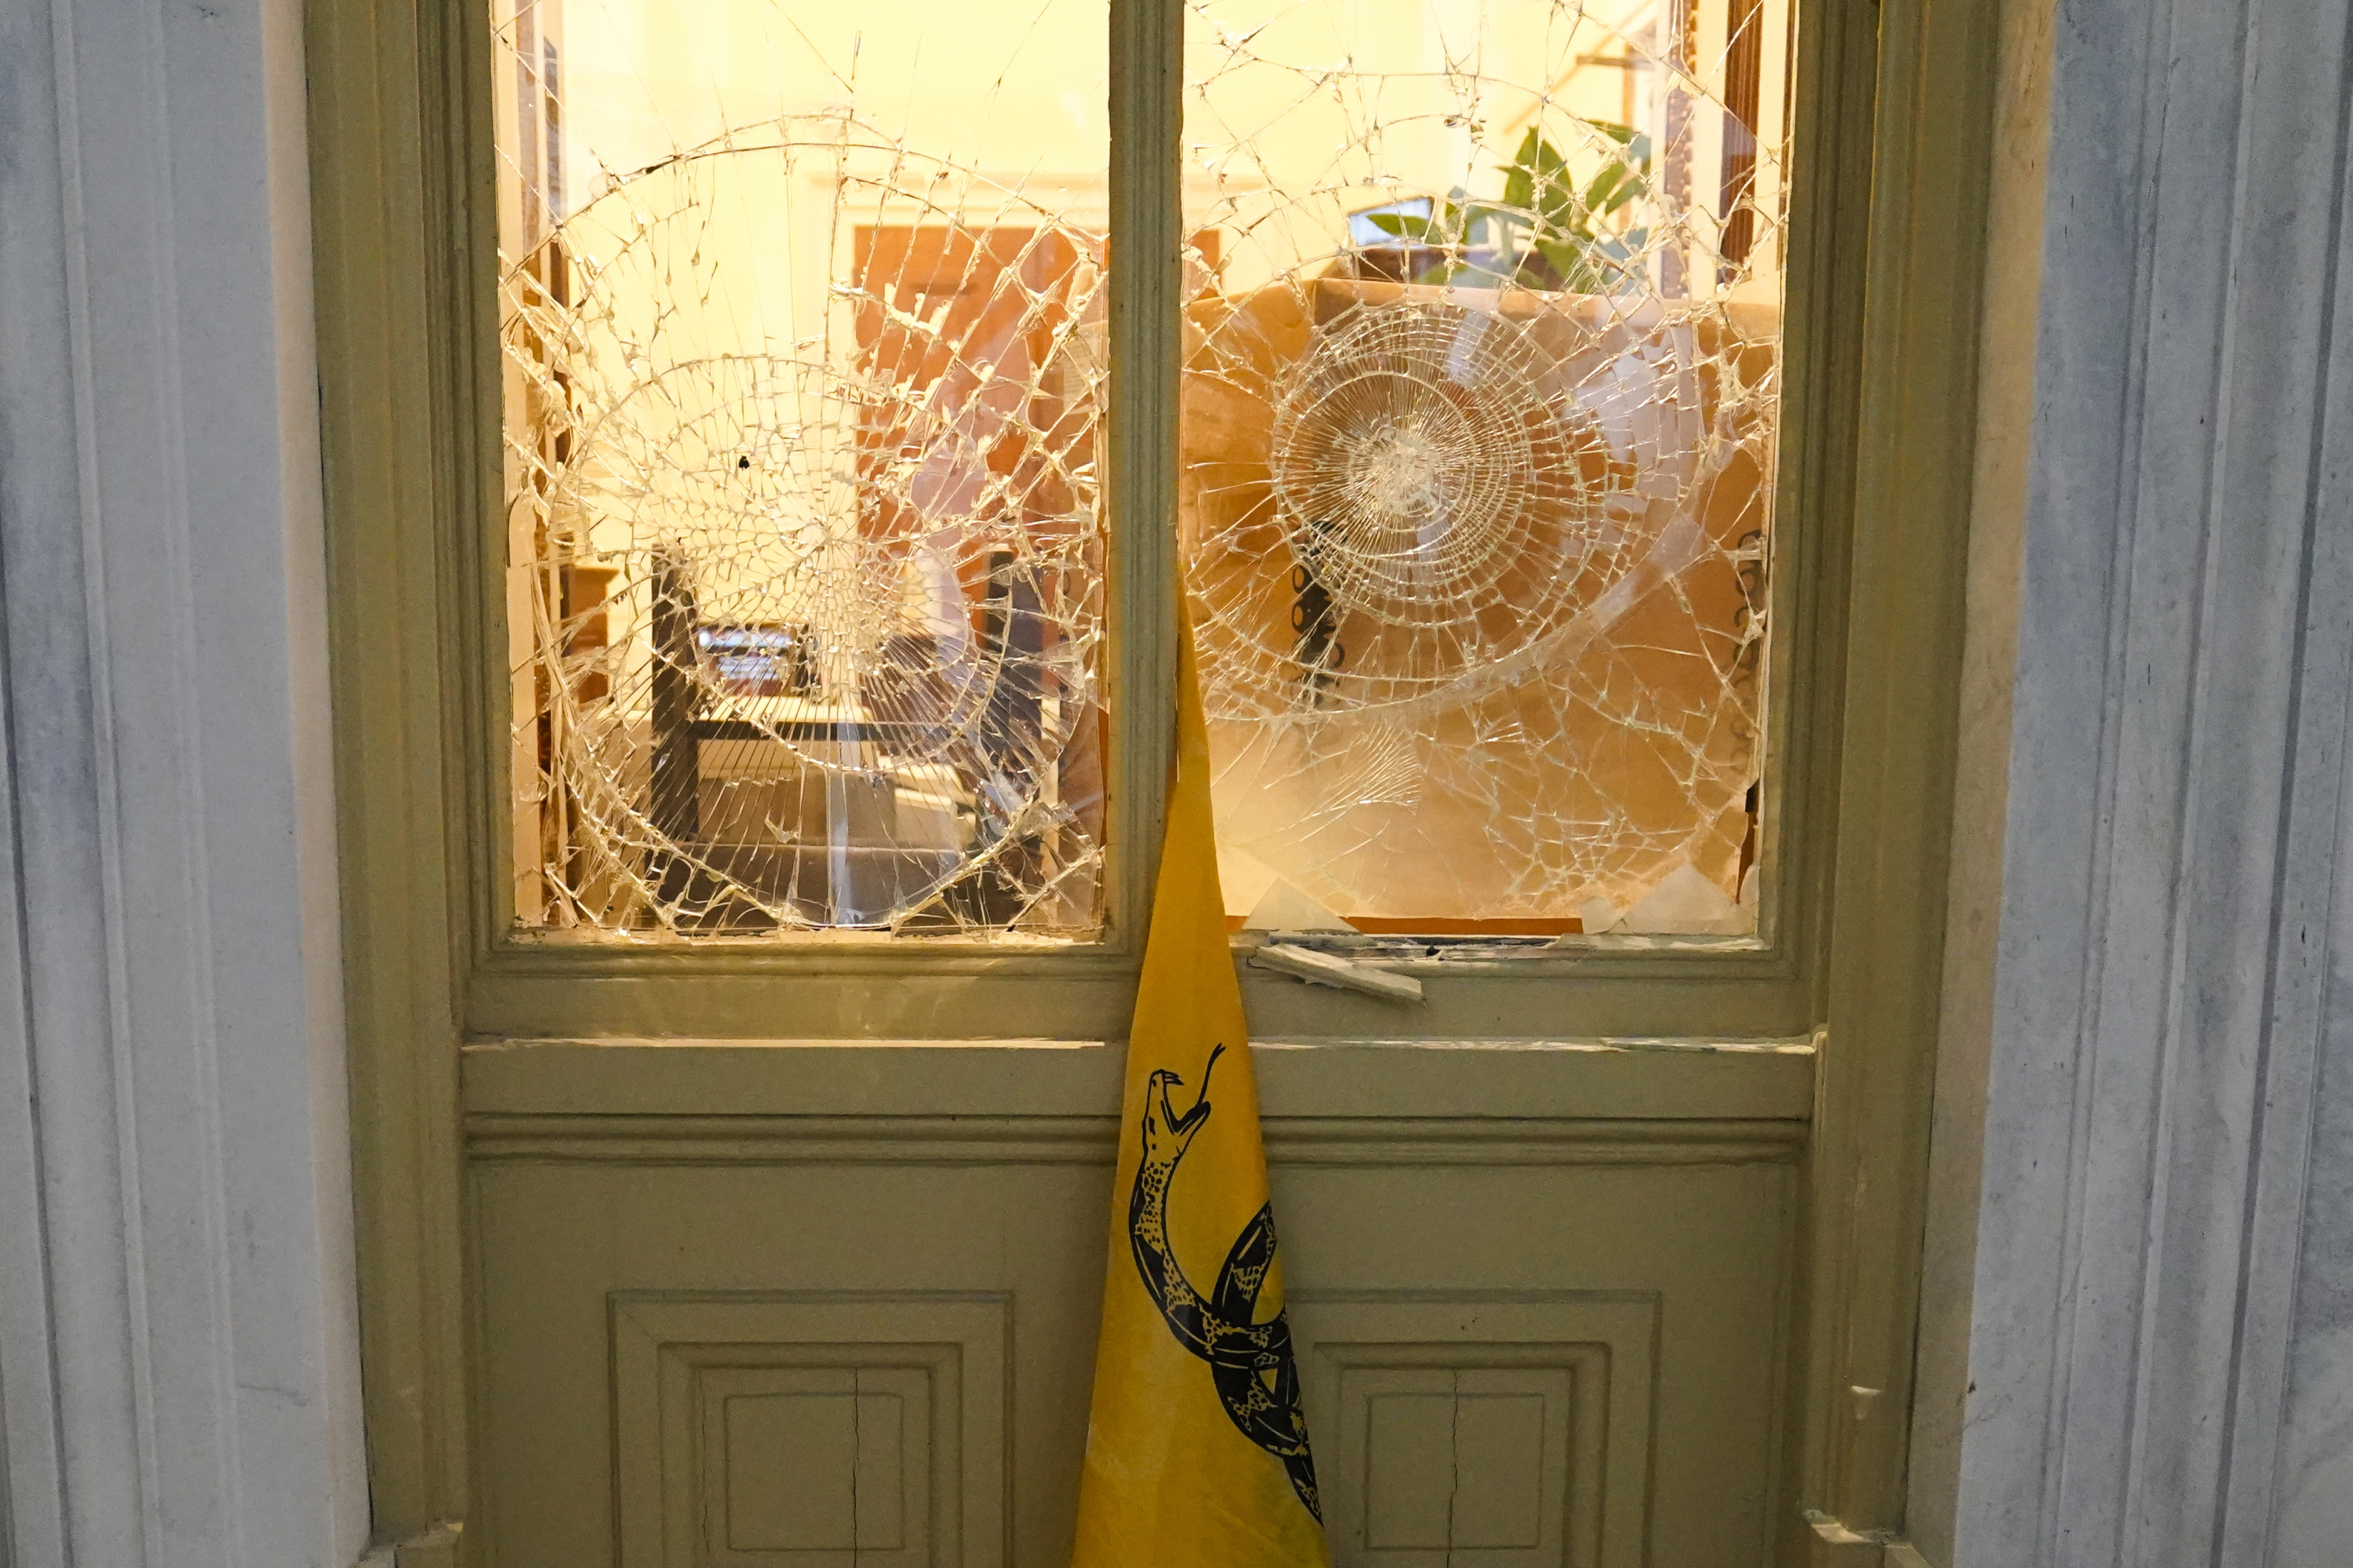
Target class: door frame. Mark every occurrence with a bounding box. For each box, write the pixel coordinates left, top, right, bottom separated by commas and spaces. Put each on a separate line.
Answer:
301, 0, 2002, 1558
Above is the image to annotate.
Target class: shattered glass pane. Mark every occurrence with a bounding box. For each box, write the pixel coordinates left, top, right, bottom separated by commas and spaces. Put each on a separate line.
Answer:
1184, 0, 1787, 937
496, 0, 1110, 936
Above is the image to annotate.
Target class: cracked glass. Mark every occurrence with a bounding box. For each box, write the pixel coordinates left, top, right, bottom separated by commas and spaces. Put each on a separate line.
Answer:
497, 0, 1790, 944
498, 0, 1110, 936
1184, 0, 1789, 937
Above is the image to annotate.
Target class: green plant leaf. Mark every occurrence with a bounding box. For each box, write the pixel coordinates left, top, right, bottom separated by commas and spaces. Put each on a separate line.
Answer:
1584, 164, 1630, 216
1364, 212, 1436, 239
1535, 237, 1592, 292
1502, 131, 1552, 232
1462, 202, 1518, 249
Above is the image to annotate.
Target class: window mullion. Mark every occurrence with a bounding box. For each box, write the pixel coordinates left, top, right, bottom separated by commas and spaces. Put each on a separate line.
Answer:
1106, 0, 1187, 954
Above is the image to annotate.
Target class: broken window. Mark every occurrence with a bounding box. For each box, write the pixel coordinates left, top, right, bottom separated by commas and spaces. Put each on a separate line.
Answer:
497, 0, 1111, 935
1183, 0, 1787, 937
496, 0, 1789, 943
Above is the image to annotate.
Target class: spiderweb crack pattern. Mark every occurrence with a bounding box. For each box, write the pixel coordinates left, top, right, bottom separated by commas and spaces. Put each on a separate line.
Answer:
499, 11, 1112, 938
496, 0, 1789, 941
1180, 0, 1787, 934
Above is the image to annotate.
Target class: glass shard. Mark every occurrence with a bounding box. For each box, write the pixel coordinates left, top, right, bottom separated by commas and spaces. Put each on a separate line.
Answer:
1182, 0, 1789, 937
496, 0, 1110, 936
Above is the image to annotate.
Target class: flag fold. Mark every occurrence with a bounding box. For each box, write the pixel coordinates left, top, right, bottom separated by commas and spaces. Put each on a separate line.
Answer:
1068, 624, 1331, 1568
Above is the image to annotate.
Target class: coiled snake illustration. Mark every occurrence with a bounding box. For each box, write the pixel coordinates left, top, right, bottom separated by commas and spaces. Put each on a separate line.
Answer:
1130, 1044, 1322, 1521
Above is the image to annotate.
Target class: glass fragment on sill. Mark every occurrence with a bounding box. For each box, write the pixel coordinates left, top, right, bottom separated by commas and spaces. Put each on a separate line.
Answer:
1182, 0, 1789, 938
494, 0, 1110, 937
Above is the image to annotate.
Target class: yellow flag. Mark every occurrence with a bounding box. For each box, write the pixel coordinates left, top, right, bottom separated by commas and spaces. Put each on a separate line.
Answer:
1069, 624, 1331, 1568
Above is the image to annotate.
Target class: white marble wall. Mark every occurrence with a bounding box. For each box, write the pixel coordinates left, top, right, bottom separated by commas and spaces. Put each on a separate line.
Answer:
1918, 0, 2353, 1564
2275, 852, 2353, 1566
0, 0, 369, 1561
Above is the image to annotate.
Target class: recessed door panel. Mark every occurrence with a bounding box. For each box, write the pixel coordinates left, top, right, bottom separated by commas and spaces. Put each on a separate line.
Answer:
466, 1044, 1800, 1566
